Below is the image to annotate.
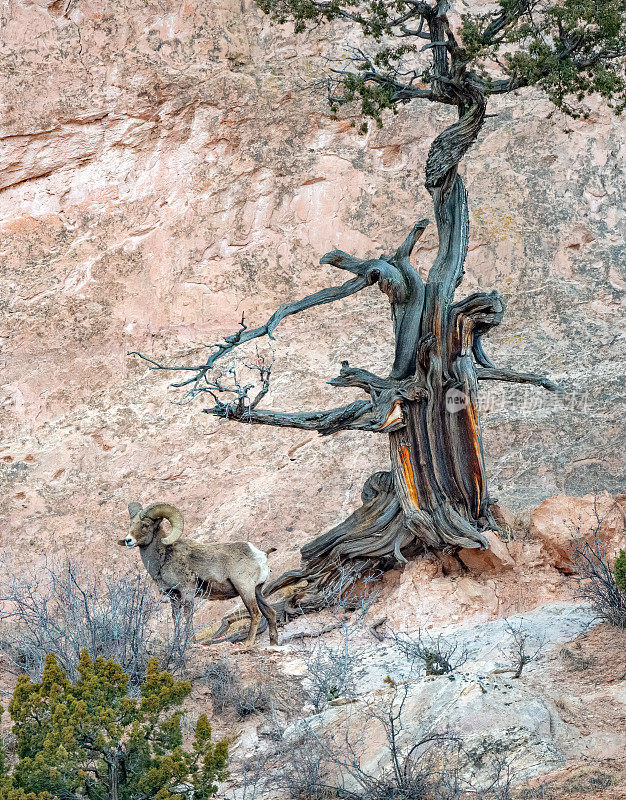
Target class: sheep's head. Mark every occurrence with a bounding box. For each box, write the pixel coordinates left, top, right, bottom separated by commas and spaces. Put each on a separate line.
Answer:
118, 502, 184, 548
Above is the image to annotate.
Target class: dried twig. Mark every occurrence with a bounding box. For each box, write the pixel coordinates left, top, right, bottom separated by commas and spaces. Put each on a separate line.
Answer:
369, 616, 388, 642
282, 623, 343, 643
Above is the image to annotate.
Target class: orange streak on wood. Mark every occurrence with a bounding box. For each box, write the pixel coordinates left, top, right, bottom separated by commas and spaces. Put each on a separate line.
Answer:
464, 401, 483, 499
398, 444, 420, 509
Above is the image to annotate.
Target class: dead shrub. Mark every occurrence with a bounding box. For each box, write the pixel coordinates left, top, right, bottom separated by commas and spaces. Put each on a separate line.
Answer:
204, 656, 270, 718
272, 728, 332, 800
501, 619, 545, 678
270, 683, 521, 800
302, 638, 358, 711
570, 518, 626, 628
391, 629, 468, 676
294, 564, 380, 712
0, 559, 192, 686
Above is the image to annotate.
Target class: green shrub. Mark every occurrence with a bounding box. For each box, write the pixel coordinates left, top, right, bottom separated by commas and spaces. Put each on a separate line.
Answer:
0, 789, 53, 800
615, 550, 626, 594
1, 706, 52, 800
2, 652, 227, 800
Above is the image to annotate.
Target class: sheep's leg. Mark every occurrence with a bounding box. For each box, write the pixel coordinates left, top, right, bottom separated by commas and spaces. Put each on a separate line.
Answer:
264, 606, 278, 646
256, 585, 279, 645
235, 588, 262, 647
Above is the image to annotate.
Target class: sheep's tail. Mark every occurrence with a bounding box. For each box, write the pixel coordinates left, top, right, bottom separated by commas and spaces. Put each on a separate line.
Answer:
255, 584, 275, 617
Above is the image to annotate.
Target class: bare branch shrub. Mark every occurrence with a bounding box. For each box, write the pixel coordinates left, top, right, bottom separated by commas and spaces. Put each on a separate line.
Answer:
271, 727, 332, 800
501, 620, 545, 679
570, 510, 626, 628
0, 559, 192, 686
204, 656, 270, 718
298, 565, 381, 711
391, 629, 468, 676
323, 681, 513, 800
302, 639, 357, 711
227, 679, 525, 800
225, 751, 274, 800
322, 562, 381, 614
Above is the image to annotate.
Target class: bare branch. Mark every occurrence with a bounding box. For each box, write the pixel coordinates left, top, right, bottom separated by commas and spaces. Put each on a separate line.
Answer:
203, 386, 410, 436
476, 367, 558, 391
131, 273, 370, 393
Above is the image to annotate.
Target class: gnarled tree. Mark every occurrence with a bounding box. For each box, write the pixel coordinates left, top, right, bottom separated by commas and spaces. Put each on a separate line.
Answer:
134, 0, 625, 623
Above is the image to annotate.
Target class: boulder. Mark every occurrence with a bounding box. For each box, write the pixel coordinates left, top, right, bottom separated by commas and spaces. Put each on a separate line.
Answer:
458, 529, 516, 573
530, 493, 626, 573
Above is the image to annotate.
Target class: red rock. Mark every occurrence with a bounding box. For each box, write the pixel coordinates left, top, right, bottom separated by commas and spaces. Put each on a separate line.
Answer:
458, 530, 515, 573
529, 493, 626, 573
1, 0, 623, 618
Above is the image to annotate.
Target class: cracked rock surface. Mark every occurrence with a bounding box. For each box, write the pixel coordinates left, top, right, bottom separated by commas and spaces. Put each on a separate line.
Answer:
226, 602, 626, 797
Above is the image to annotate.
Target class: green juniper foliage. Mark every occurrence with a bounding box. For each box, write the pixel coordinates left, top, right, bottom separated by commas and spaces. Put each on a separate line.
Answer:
0, 708, 5, 785
1, 704, 53, 800
2, 653, 227, 800
616, 549, 626, 594
256, 0, 626, 122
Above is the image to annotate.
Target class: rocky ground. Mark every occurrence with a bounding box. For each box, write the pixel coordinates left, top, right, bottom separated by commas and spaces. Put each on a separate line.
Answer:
196, 497, 626, 799
3, 494, 624, 798
193, 598, 626, 799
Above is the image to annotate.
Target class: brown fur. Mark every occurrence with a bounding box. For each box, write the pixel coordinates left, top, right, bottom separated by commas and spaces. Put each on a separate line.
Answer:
118, 505, 278, 647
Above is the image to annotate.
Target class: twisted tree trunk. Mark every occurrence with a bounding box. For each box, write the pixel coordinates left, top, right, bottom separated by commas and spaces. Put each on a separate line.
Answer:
201, 95, 556, 628
138, 71, 557, 639
262, 111, 508, 611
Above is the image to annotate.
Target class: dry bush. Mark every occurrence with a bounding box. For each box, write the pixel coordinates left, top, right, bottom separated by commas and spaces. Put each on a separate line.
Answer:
271, 728, 332, 800
358, 736, 515, 800
221, 679, 529, 800
302, 638, 358, 711
294, 564, 380, 711
203, 656, 270, 718
0, 559, 192, 686
501, 619, 545, 678
268, 683, 520, 800
225, 751, 273, 800
391, 629, 468, 676
570, 510, 626, 628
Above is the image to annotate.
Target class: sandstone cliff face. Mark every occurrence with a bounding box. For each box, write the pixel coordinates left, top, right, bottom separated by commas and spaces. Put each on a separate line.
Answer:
1, 0, 625, 574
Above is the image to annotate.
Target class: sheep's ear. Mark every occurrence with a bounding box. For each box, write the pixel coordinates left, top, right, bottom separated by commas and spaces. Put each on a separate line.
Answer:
128, 502, 143, 519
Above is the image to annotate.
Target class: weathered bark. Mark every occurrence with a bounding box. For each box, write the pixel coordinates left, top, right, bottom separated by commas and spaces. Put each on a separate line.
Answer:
134, 13, 558, 638
265, 471, 406, 613
204, 207, 551, 634
202, 94, 554, 629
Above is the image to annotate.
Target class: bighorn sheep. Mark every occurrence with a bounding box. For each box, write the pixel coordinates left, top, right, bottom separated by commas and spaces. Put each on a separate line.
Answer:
118, 502, 278, 647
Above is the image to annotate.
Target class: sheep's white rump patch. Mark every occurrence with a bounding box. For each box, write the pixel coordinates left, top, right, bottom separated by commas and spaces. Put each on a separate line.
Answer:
247, 543, 270, 583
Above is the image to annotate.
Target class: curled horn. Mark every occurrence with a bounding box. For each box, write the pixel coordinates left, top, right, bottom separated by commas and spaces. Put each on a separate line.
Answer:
128, 502, 143, 519
140, 503, 184, 545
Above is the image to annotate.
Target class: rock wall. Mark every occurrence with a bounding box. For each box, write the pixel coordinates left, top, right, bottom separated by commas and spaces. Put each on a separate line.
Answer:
1, 0, 625, 569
